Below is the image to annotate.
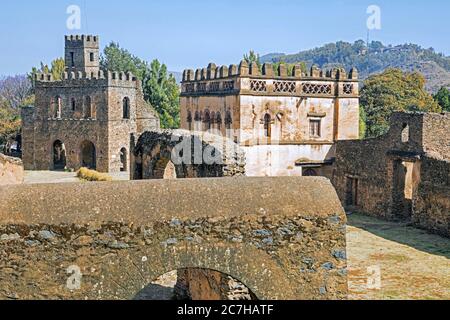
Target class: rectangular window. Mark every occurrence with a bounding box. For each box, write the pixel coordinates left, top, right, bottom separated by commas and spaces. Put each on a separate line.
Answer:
309, 119, 321, 138
90, 52, 94, 62
70, 52, 75, 67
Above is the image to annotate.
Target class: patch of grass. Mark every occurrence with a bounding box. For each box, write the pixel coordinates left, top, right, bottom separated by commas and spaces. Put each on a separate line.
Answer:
76, 168, 112, 182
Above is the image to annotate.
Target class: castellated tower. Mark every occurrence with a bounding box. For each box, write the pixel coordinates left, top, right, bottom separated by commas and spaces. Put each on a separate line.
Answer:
21, 35, 160, 173
64, 35, 100, 74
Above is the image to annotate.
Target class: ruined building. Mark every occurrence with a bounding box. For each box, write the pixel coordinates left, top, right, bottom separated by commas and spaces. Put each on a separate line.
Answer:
21, 35, 160, 173
333, 112, 450, 237
180, 62, 360, 176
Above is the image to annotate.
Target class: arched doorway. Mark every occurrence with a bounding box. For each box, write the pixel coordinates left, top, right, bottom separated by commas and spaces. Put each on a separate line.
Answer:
133, 268, 258, 301
52, 140, 66, 170
120, 147, 127, 172
153, 158, 177, 179
80, 140, 96, 170
303, 168, 318, 176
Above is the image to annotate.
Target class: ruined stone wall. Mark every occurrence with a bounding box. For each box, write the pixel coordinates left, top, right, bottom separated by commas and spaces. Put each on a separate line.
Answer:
0, 177, 348, 300
133, 130, 246, 179
333, 112, 450, 237
0, 154, 24, 185
413, 157, 450, 237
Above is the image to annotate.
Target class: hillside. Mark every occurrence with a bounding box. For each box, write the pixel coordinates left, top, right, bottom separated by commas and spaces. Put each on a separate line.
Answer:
260, 41, 450, 93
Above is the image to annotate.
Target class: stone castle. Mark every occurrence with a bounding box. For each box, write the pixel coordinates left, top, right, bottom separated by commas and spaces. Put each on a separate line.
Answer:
180, 61, 360, 177
21, 35, 160, 173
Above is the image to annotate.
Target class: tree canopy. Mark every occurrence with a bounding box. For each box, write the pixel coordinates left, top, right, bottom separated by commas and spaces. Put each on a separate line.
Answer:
361, 68, 441, 138
101, 42, 180, 128
434, 87, 450, 112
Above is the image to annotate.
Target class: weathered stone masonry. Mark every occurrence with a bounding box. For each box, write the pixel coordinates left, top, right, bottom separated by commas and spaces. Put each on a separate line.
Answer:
0, 177, 348, 300
21, 35, 160, 173
180, 61, 360, 177
0, 153, 24, 185
333, 112, 450, 237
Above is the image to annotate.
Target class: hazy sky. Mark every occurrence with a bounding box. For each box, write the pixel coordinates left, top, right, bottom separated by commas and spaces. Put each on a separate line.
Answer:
0, 0, 449, 75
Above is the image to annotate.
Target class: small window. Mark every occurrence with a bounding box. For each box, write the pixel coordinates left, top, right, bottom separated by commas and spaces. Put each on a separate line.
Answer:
90, 52, 94, 62
71, 98, 76, 111
309, 119, 321, 138
70, 52, 75, 67
264, 114, 272, 138
401, 123, 410, 143
187, 111, 192, 131
123, 97, 130, 119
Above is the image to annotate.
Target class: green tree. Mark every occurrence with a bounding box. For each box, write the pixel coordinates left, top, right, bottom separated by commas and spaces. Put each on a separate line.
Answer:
101, 42, 180, 129
434, 87, 450, 111
51, 58, 65, 80
100, 42, 148, 80
361, 68, 441, 138
359, 106, 367, 139
142, 60, 180, 128
243, 50, 261, 68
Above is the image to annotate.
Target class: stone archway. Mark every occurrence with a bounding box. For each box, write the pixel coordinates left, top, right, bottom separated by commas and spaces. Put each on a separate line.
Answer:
80, 140, 96, 170
133, 130, 245, 180
134, 268, 257, 300
52, 140, 66, 171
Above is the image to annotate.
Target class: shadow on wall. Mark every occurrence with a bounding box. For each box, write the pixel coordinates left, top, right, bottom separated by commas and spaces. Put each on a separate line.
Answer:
347, 213, 450, 259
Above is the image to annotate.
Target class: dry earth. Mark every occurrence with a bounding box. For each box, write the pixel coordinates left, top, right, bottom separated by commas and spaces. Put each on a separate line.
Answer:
347, 213, 450, 300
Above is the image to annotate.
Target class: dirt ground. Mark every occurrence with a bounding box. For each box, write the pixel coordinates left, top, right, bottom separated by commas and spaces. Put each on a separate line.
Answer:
347, 213, 450, 300
24, 171, 130, 184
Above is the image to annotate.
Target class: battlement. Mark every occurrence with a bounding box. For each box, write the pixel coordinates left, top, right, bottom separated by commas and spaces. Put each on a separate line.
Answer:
34, 70, 138, 87
65, 35, 99, 48
182, 60, 358, 82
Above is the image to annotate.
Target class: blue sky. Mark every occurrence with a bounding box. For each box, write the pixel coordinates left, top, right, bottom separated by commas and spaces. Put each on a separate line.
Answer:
0, 0, 449, 76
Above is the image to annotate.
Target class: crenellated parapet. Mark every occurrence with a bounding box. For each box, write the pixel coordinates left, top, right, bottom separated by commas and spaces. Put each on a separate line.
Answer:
181, 60, 359, 98
34, 70, 138, 88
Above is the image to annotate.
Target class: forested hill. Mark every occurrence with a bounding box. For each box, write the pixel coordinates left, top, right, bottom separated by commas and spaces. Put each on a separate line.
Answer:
260, 40, 450, 93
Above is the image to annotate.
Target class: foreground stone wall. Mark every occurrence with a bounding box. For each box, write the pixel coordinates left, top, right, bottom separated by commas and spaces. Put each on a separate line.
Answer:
0, 177, 347, 300
0, 154, 24, 185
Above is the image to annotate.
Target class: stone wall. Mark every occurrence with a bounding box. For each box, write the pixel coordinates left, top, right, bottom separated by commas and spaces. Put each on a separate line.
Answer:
0, 177, 348, 300
132, 130, 246, 179
0, 154, 24, 185
333, 112, 450, 237
22, 35, 160, 173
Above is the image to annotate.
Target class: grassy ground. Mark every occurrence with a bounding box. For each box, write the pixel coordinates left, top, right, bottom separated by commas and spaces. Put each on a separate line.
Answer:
347, 213, 450, 300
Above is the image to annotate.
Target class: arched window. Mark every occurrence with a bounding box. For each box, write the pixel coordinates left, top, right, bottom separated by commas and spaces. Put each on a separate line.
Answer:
401, 123, 410, 143
123, 97, 130, 119
187, 111, 193, 131
54, 96, 62, 118
225, 111, 232, 130
264, 113, 272, 138
216, 113, 222, 131
84, 96, 92, 119
203, 110, 211, 131
210, 111, 216, 129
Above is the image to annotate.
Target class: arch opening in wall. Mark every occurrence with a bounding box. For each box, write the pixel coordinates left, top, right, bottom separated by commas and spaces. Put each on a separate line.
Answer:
401, 123, 410, 143
203, 110, 211, 131
133, 268, 258, 301
153, 157, 177, 179
303, 168, 318, 176
123, 97, 130, 119
263, 113, 272, 138
54, 96, 62, 118
187, 111, 192, 131
84, 96, 92, 119
52, 140, 66, 171
80, 140, 96, 170
120, 147, 128, 172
